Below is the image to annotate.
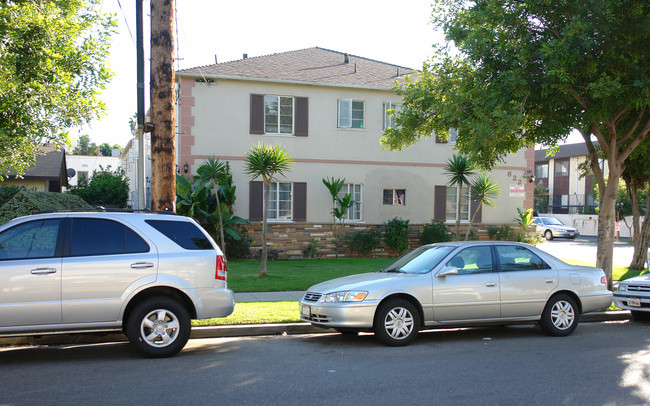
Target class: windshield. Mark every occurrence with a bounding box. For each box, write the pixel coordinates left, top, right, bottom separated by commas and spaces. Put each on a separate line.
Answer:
544, 218, 564, 225
381, 245, 455, 274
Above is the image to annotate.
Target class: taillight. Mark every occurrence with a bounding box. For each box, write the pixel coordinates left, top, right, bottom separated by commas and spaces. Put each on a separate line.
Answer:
216, 255, 227, 281
600, 276, 607, 285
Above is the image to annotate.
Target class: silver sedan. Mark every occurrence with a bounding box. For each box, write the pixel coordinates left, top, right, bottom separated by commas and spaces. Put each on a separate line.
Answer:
300, 241, 612, 346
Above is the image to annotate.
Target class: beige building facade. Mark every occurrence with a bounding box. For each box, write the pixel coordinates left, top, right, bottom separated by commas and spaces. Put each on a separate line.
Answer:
175, 48, 534, 231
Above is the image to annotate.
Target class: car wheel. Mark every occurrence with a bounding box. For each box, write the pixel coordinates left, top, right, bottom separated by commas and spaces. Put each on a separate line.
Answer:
126, 296, 191, 358
631, 310, 650, 322
545, 230, 553, 241
540, 294, 578, 336
373, 298, 420, 346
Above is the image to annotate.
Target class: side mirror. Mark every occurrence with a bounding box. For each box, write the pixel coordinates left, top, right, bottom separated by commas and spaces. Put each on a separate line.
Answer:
436, 266, 459, 277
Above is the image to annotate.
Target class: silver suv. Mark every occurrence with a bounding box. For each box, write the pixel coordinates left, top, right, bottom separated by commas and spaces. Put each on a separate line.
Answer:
0, 210, 234, 357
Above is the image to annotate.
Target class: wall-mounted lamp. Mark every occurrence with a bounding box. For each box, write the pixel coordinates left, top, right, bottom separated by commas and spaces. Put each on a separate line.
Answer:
183, 163, 189, 174
523, 170, 535, 183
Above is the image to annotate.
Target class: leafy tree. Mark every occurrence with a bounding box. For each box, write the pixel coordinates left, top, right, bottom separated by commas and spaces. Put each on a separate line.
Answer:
0, 0, 114, 178
197, 157, 229, 257
72, 135, 98, 156
244, 143, 293, 276
98, 143, 112, 156
67, 165, 128, 208
444, 154, 475, 240
381, 1, 650, 288
467, 172, 500, 241
622, 141, 650, 269
322, 177, 345, 223
323, 177, 355, 258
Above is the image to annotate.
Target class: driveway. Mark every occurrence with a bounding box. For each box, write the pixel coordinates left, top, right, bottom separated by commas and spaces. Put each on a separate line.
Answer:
536, 236, 635, 267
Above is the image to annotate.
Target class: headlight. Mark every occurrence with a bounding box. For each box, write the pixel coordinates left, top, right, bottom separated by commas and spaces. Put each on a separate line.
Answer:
320, 291, 368, 303
618, 284, 627, 292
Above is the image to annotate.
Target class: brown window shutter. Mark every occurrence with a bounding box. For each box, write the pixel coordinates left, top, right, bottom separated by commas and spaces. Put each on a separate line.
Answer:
471, 191, 482, 223
250, 94, 264, 134
293, 182, 307, 222
249, 181, 263, 221
294, 97, 308, 137
434, 186, 447, 221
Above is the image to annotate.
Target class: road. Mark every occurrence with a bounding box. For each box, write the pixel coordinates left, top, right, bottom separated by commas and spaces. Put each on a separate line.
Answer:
537, 236, 635, 267
1, 320, 649, 405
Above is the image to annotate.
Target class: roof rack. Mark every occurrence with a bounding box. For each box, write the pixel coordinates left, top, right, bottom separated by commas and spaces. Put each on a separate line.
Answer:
35, 207, 178, 215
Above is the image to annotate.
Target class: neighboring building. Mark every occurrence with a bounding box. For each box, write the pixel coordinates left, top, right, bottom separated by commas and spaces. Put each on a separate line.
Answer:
121, 135, 151, 209
175, 47, 533, 252
534, 142, 604, 214
4, 145, 68, 192
65, 152, 121, 189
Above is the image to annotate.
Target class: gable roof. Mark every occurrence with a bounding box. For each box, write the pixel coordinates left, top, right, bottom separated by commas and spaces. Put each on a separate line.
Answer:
16, 147, 68, 185
535, 142, 600, 162
177, 47, 415, 89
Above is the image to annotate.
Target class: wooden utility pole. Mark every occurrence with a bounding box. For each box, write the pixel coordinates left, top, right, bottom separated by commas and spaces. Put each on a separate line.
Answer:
150, 0, 176, 212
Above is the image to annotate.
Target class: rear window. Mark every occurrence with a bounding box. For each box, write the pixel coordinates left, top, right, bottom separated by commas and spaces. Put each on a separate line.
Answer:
146, 220, 214, 250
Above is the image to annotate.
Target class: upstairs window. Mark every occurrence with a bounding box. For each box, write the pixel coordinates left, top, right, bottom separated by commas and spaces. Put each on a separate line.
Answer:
265, 95, 293, 134
338, 99, 365, 129
555, 160, 569, 176
383, 102, 402, 130
535, 163, 549, 179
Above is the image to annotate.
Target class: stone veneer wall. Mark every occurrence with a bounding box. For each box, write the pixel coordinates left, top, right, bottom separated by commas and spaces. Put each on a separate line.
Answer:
237, 223, 537, 260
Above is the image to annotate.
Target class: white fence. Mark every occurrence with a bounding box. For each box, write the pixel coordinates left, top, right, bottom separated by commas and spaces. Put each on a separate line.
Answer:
540, 213, 634, 238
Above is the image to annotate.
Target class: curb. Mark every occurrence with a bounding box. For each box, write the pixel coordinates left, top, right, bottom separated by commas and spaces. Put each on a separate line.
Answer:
0, 311, 631, 348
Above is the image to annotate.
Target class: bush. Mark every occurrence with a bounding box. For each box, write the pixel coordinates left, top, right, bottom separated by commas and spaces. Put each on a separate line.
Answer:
420, 221, 451, 245
0, 191, 91, 224
346, 229, 380, 256
0, 185, 28, 207
384, 217, 409, 255
487, 225, 515, 241
224, 227, 252, 259
68, 165, 129, 208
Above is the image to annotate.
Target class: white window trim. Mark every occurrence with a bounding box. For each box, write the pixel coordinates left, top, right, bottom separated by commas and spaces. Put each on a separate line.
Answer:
264, 181, 293, 221
445, 186, 471, 223
264, 95, 295, 136
340, 183, 363, 222
383, 102, 402, 130
337, 99, 366, 130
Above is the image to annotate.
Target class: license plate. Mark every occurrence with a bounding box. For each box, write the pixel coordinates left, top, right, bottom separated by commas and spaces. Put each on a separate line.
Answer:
628, 297, 641, 307
301, 305, 311, 317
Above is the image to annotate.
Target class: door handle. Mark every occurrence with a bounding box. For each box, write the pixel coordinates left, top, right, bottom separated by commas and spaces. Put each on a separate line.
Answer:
31, 268, 57, 275
545, 279, 555, 284
486, 282, 497, 287
130, 262, 154, 269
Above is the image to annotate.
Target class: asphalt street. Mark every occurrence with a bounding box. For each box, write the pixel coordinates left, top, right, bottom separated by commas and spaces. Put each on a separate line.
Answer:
536, 236, 635, 267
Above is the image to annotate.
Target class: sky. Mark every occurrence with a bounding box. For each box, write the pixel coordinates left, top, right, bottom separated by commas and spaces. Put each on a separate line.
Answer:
75, 0, 441, 148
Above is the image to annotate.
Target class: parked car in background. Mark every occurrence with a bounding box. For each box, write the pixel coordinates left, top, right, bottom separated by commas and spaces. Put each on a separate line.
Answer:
0, 210, 234, 358
613, 274, 650, 321
533, 216, 580, 240
300, 241, 612, 346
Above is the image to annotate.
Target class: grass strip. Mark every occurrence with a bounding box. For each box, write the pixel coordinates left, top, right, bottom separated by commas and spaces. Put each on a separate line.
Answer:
192, 301, 301, 326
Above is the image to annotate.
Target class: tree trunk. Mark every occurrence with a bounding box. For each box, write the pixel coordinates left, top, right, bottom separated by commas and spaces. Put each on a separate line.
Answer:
212, 179, 226, 258
455, 185, 461, 240
260, 182, 269, 276
630, 181, 650, 270
596, 172, 619, 291
150, 0, 176, 212
465, 202, 482, 241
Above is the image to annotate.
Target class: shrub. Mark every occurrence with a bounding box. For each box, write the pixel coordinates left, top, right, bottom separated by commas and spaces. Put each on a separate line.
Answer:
0, 191, 91, 224
0, 185, 28, 207
487, 225, 515, 241
384, 217, 409, 255
302, 238, 319, 259
420, 221, 451, 245
224, 227, 252, 259
346, 229, 380, 256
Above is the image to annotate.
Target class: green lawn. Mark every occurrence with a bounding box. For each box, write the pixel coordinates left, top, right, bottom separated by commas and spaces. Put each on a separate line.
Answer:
227, 257, 395, 292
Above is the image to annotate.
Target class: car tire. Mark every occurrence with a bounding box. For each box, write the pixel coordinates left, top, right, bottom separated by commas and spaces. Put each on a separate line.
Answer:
539, 294, 578, 336
373, 298, 420, 346
126, 296, 191, 358
545, 230, 553, 241
631, 310, 650, 322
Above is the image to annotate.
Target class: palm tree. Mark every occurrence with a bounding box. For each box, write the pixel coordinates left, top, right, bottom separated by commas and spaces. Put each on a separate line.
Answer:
444, 154, 475, 240
466, 172, 501, 240
322, 177, 345, 223
244, 143, 293, 276
197, 156, 228, 257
